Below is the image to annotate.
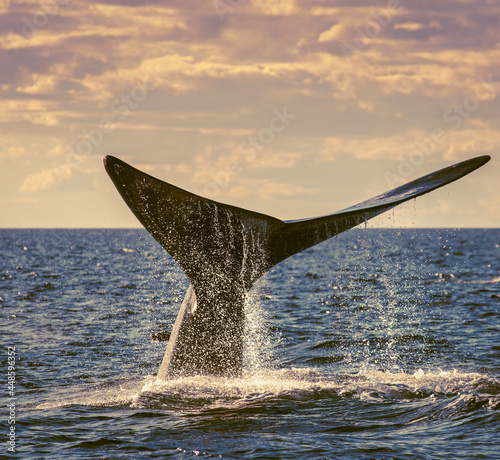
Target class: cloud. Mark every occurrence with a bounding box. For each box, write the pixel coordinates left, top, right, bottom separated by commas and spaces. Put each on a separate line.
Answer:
12, 196, 39, 204
19, 165, 73, 193
1, 0, 498, 227
255, 180, 318, 200
320, 121, 500, 164
0, 144, 27, 163
225, 178, 318, 202
318, 23, 345, 43
249, 150, 303, 169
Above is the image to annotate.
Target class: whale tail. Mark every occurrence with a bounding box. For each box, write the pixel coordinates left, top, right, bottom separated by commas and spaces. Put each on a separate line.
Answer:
104, 155, 490, 378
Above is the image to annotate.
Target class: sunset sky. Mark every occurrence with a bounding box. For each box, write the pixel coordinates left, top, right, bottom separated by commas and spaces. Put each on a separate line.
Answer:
1, 0, 499, 228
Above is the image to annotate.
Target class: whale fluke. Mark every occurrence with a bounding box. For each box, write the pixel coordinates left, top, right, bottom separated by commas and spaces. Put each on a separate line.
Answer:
104, 155, 490, 379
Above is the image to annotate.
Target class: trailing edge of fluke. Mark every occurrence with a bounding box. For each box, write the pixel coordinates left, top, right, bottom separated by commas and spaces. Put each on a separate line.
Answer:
104, 154, 490, 379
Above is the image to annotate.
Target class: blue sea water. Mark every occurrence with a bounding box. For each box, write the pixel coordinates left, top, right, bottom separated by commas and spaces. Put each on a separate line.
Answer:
1, 228, 499, 459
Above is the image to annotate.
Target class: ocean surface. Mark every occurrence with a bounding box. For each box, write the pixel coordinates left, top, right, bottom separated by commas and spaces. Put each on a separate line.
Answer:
1, 228, 499, 459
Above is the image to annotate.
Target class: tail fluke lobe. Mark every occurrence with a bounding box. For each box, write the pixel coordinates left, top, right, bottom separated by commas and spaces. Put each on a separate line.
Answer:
104, 156, 282, 291
104, 154, 490, 378
269, 155, 491, 265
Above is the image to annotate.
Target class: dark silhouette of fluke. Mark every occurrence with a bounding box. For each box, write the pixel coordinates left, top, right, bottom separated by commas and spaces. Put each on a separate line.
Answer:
104, 155, 490, 380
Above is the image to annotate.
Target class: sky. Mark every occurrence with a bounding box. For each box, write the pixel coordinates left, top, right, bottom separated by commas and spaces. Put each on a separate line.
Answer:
0, 0, 499, 228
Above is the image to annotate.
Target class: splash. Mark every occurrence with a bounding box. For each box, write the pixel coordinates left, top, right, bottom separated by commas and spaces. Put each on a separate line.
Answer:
130, 368, 499, 413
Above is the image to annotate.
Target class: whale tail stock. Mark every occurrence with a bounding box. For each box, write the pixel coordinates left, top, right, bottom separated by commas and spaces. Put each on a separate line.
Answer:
104, 155, 490, 379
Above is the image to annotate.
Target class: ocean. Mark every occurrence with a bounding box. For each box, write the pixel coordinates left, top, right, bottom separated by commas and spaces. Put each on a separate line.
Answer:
1, 228, 499, 459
